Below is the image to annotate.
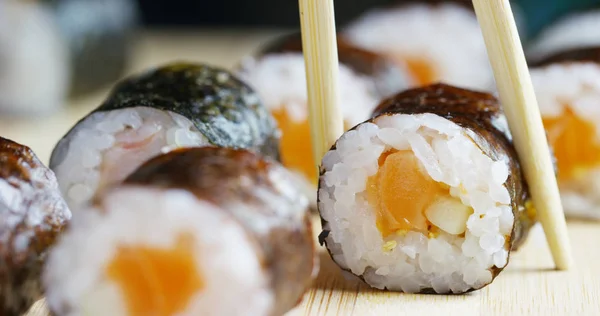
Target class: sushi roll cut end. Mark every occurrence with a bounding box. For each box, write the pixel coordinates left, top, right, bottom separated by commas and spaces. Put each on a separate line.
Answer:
44, 187, 274, 316
51, 107, 210, 210
525, 9, 600, 218
45, 147, 316, 316
0, 137, 71, 315
319, 84, 532, 293
529, 47, 600, 217
50, 62, 278, 211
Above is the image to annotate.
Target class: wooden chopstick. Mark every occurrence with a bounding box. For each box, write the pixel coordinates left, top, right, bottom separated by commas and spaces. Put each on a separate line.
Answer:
298, 0, 345, 174
472, 0, 574, 270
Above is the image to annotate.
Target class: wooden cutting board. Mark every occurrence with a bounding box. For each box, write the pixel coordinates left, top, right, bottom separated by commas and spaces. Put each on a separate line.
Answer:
2, 30, 598, 316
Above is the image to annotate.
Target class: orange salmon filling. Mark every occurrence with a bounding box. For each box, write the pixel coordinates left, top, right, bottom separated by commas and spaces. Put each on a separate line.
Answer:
404, 57, 438, 86
367, 150, 449, 237
272, 108, 317, 185
543, 107, 600, 181
272, 108, 351, 185
389, 55, 438, 86
106, 233, 203, 316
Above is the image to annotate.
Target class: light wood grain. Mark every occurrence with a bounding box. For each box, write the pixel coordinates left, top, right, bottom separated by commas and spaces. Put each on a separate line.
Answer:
472, 0, 573, 269
1, 30, 596, 316
298, 0, 345, 172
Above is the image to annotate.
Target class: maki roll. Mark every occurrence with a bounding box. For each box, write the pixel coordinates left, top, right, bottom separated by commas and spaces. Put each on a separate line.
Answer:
0, 0, 69, 115
526, 9, 600, 218
343, 0, 493, 91
318, 84, 535, 293
44, 147, 317, 316
49, 62, 279, 211
0, 137, 71, 315
527, 9, 600, 64
236, 33, 409, 205
529, 48, 600, 218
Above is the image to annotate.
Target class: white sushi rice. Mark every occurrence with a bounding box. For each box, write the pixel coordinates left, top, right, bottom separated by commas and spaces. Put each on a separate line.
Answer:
0, 165, 70, 253
319, 114, 514, 293
527, 10, 600, 61
50, 107, 209, 211
237, 54, 379, 126
43, 187, 274, 316
344, 3, 493, 91
236, 54, 381, 204
531, 62, 600, 218
0, 1, 69, 115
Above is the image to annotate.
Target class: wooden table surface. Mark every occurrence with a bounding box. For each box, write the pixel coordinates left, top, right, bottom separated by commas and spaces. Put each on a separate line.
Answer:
2, 30, 598, 316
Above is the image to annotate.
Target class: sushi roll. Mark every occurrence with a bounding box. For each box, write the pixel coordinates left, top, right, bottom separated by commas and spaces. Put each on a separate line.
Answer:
0, 137, 71, 315
343, 0, 493, 91
49, 62, 279, 211
526, 9, 600, 218
44, 147, 317, 316
236, 33, 410, 205
527, 9, 600, 64
48, 0, 138, 96
0, 0, 69, 115
318, 84, 535, 293
528, 46, 600, 218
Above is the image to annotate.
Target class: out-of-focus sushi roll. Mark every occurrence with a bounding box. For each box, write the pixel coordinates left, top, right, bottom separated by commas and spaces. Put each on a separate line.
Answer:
0, 0, 69, 115
236, 33, 410, 205
0, 137, 71, 315
49, 62, 279, 211
48, 0, 138, 96
343, 0, 493, 91
318, 84, 535, 293
44, 147, 317, 316
527, 9, 600, 64
529, 46, 600, 218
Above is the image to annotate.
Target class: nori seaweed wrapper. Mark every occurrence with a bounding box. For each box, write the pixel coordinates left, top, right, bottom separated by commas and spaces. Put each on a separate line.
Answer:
51, 62, 280, 166
124, 147, 316, 316
368, 0, 475, 12
529, 46, 600, 67
256, 32, 411, 98
0, 137, 71, 315
318, 84, 537, 294
370, 84, 536, 250
45, 0, 138, 96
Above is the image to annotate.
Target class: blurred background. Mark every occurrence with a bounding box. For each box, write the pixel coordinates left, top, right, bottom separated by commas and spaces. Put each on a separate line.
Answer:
138, 0, 599, 37
0, 0, 599, 163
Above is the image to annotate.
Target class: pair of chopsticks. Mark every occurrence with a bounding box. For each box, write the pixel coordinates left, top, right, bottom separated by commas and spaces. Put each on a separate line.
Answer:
298, 0, 573, 270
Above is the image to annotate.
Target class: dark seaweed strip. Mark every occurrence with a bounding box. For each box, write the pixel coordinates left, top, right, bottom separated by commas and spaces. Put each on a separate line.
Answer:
529, 46, 600, 67
379, 0, 474, 11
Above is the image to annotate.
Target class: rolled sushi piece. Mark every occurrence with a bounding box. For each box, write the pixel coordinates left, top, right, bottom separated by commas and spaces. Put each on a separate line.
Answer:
343, 0, 493, 91
529, 47, 600, 218
0, 137, 71, 315
527, 9, 600, 64
44, 147, 317, 316
0, 0, 69, 115
49, 62, 279, 211
236, 33, 410, 205
318, 84, 535, 293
